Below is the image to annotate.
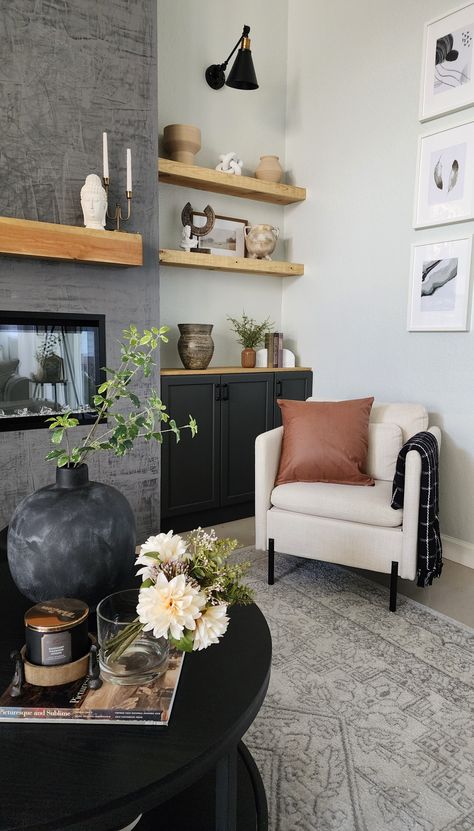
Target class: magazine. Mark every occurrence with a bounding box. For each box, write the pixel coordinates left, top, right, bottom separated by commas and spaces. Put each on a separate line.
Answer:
0, 648, 184, 725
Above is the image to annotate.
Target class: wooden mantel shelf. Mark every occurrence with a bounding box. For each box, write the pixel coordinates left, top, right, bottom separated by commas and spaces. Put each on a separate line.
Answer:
161, 366, 311, 376
158, 158, 306, 205
159, 249, 304, 278
0, 217, 143, 267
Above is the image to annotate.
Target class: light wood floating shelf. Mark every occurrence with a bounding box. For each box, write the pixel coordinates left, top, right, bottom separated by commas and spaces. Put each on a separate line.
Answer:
158, 158, 306, 205
0, 217, 143, 267
159, 249, 304, 277
161, 366, 311, 376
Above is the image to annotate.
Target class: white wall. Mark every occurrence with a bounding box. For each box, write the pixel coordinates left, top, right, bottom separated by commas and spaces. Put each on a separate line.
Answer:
284, 0, 474, 555
158, 0, 289, 367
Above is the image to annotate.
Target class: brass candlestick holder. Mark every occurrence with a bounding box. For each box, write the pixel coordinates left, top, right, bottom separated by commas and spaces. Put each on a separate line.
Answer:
103, 177, 132, 231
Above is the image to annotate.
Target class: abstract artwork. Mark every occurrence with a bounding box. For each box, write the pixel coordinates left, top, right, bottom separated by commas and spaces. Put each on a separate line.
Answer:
420, 3, 474, 121
414, 121, 474, 227
408, 237, 472, 330
420, 3, 474, 120
434, 27, 472, 95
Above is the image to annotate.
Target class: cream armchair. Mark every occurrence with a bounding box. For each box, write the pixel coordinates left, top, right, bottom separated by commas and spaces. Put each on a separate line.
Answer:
255, 402, 441, 611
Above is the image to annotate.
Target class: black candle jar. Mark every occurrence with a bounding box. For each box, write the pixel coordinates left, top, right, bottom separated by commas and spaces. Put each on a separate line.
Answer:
25, 598, 89, 667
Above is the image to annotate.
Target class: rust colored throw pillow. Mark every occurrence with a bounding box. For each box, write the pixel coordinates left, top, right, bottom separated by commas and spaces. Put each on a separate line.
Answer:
276, 398, 375, 486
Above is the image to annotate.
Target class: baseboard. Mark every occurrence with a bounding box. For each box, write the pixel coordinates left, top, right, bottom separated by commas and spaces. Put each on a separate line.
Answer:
442, 534, 474, 569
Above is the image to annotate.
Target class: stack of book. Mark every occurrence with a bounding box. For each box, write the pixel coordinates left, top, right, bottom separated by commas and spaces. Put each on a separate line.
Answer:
265, 332, 284, 368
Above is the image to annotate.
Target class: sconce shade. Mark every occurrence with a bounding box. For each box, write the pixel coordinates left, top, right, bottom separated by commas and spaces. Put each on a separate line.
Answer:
226, 46, 258, 90
205, 25, 259, 91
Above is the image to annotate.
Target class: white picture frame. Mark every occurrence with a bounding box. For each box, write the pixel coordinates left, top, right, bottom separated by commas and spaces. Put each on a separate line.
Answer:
420, 2, 474, 122
414, 120, 474, 228
192, 212, 247, 257
408, 236, 472, 331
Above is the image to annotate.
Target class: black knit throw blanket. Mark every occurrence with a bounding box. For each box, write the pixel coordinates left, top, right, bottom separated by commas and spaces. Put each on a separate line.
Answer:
391, 431, 443, 587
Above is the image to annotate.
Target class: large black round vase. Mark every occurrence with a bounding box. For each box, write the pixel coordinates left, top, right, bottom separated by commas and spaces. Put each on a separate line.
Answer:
7, 464, 136, 607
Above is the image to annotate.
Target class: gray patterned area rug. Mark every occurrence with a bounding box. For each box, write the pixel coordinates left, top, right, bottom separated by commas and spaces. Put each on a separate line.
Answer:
240, 549, 474, 831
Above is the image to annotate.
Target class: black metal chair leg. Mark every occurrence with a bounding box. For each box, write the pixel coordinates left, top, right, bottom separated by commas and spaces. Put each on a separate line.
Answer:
389, 561, 398, 612
268, 538, 274, 585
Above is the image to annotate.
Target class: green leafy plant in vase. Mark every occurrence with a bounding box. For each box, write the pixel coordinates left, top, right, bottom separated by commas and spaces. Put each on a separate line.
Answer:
227, 312, 274, 369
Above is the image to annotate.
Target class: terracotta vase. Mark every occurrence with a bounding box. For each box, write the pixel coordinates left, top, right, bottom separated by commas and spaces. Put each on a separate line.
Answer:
163, 124, 201, 165
254, 155, 283, 183
177, 324, 214, 370
241, 348, 256, 368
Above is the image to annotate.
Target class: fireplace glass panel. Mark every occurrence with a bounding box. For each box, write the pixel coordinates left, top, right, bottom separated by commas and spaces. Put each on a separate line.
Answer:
0, 313, 105, 429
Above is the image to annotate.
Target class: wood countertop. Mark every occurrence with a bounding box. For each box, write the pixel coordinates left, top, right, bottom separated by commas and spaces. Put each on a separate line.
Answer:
160, 366, 312, 376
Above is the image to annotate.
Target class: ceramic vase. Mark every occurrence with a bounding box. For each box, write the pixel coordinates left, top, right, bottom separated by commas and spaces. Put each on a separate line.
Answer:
177, 324, 214, 370
244, 224, 280, 260
163, 124, 201, 165
255, 155, 283, 183
241, 348, 256, 368
7, 464, 136, 608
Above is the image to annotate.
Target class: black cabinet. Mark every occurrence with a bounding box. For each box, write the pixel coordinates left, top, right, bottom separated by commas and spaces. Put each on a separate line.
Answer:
273, 371, 314, 427
161, 369, 312, 531
220, 374, 274, 507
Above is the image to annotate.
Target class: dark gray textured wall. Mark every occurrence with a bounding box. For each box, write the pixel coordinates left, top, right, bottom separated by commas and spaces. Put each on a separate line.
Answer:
0, 1, 160, 538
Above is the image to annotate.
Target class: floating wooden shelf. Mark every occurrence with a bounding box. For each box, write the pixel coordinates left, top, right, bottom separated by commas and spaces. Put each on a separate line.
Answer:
0, 217, 143, 267
159, 249, 304, 278
158, 158, 306, 205
161, 366, 311, 376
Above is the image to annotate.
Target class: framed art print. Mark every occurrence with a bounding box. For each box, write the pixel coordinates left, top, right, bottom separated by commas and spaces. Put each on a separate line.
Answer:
408, 236, 472, 330
414, 120, 474, 228
192, 212, 247, 257
420, 3, 474, 121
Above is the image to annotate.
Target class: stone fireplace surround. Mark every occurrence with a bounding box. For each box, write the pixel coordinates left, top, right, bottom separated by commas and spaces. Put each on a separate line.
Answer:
0, 1, 159, 539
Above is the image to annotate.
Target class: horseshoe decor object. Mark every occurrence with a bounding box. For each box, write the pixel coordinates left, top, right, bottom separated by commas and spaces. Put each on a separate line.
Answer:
181, 202, 215, 237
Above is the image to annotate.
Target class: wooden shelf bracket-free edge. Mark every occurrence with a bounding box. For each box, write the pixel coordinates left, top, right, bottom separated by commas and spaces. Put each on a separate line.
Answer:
159, 249, 304, 278
158, 158, 306, 206
0, 217, 143, 267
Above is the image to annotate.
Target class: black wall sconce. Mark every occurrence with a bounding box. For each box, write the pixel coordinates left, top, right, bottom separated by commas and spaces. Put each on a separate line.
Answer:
205, 25, 259, 90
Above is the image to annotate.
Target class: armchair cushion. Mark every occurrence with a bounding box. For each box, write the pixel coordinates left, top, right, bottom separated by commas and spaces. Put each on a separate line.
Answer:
366, 423, 403, 481
275, 397, 374, 486
271, 480, 402, 527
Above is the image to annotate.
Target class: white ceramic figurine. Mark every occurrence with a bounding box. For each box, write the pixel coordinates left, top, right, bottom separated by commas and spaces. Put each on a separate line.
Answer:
215, 152, 243, 176
80, 174, 107, 230
180, 224, 197, 251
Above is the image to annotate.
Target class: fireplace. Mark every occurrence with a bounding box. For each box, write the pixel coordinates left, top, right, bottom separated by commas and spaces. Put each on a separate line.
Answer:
0, 312, 105, 431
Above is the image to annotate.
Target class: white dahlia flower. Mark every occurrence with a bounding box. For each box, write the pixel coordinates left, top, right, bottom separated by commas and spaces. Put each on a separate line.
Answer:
193, 604, 229, 651
136, 531, 188, 579
137, 572, 206, 641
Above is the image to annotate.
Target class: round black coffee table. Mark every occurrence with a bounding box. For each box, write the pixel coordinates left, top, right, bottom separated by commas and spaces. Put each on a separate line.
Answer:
0, 561, 271, 831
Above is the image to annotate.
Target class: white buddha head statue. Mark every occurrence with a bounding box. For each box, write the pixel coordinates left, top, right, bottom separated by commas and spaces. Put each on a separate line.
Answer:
80, 174, 107, 230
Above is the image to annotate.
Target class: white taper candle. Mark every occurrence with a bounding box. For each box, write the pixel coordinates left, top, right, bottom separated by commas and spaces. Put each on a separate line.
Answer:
102, 132, 109, 179
126, 148, 132, 192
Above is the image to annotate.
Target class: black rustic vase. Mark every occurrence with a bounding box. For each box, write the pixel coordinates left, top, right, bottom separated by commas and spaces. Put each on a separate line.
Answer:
7, 464, 136, 608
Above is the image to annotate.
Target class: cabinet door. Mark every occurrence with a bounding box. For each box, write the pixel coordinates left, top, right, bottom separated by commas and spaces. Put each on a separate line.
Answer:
161, 375, 221, 518
273, 371, 313, 427
220, 373, 273, 506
